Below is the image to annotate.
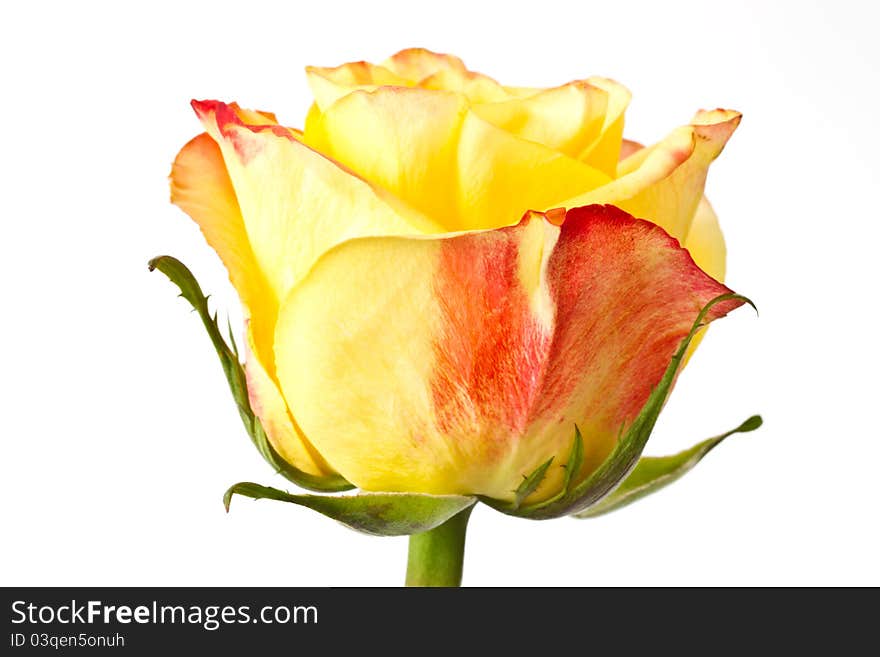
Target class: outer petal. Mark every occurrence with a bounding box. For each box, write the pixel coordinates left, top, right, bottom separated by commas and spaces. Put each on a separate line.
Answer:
192, 99, 443, 313
273, 205, 742, 500
561, 109, 741, 241
304, 87, 611, 231
174, 100, 444, 476
616, 139, 729, 364
169, 131, 328, 475
170, 133, 267, 317
243, 327, 331, 473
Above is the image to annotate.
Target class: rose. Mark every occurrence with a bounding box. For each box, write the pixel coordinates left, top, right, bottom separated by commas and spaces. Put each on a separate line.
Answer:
169, 48, 744, 505
162, 47, 757, 585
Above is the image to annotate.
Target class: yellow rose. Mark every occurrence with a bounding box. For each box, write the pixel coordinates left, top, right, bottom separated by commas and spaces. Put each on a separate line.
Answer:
169, 48, 743, 504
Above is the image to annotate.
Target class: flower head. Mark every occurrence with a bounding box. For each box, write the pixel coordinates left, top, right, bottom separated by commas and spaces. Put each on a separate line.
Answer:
169, 48, 744, 507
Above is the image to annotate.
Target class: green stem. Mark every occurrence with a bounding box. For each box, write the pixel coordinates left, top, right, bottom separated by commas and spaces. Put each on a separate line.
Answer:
405, 506, 474, 587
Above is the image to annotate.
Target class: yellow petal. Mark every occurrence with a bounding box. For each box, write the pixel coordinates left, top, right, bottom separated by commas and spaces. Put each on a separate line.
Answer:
192, 99, 443, 312
305, 62, 409, 111
576, 77, 631, 176
619, 138, 644, 160
418, 66, 511, 103
456, 111, 611, 229
304, 89, 470, 229
613, 140, 726, 280
561, 109, 741, 241
306, 52, 629, 173
467, 76, 629, 173
177, 99, 444, 476
244, 326, 331, 474
680, 195, 728, 363
684, 196, 726, 281
471, 80, 611, 159
170, 133, 267, 317
382, 47, 468, 82
304, 87, 611, 231
169, 130, 327, 475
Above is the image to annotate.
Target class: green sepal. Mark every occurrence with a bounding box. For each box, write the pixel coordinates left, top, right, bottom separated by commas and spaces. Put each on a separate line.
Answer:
561, 426, 585, 494
574, 414, 762, 518
149, 255, 353, 493
512, 456, 554, 510
480, 293, 758, 520
507, 426, 585, 511
224, 482, 476, 537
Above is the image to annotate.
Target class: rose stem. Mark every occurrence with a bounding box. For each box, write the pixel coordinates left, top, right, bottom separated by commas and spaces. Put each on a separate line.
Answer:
405, 505, 474, 587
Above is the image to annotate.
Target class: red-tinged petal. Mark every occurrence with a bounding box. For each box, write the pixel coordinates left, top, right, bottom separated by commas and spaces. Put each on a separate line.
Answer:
525, 205, 740, 495
615, 139, 728, 363
273, 205, 743, 500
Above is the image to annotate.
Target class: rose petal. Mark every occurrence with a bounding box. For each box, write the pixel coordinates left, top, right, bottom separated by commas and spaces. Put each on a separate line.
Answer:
169, 131, 328, 475
613, 139, 728, 362
684, 195, 726, 282
170, 133, 267, 318
243, 326, 332, 474
469, 77, 630, 176
304, 89, 470, 229
192, 99, 443, 307
308, 52, 630, 178
619, 138, 645, 160
382, 47, 469, 82
455, 113, 611, 229
576, 77, 631, 176
471, 80, 611, 160
304, 87, 611, 231
417, 66, 511, 103
613, 139, 726, 279
305, 62, 409, 111
561, 109, 741, 240
273, 205, 742, 499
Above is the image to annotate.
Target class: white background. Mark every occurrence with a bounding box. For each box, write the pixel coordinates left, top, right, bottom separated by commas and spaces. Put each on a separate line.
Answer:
1, 0, 877, 586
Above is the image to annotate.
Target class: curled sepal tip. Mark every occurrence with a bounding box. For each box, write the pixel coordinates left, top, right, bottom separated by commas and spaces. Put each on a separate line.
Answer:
574, 414, 762, 518
149, 255, 353, 493
224, 482, 476, 537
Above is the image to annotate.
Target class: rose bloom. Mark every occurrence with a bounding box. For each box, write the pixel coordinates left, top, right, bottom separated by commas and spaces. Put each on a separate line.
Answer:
170, 48, 742, 503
